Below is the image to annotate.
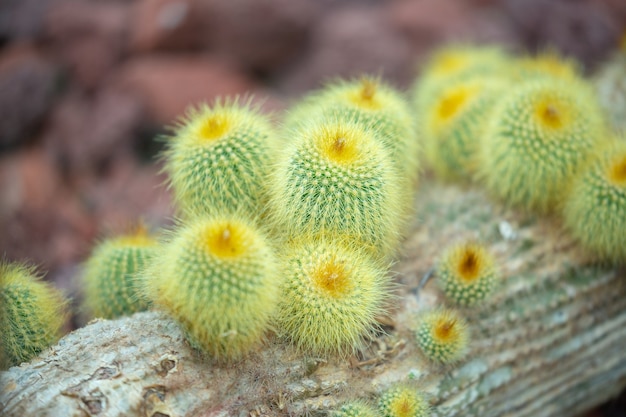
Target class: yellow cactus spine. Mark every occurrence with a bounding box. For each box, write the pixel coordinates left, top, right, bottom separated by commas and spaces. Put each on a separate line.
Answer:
1, 261, 68, 369
82, 224, 157, 319
378, 384, 430, 417
268, 114, 405, 260
276, 240, 389, 357
563, 139, 626, 263
415, 308, 469, 365
478, 78, 606, 213
436, 241, 497, 306
164, 98, 276, 218
141, 214, 280, 361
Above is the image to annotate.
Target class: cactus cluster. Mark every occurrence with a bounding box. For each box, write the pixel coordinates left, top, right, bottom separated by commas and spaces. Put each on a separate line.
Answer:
1, 262, 68, 369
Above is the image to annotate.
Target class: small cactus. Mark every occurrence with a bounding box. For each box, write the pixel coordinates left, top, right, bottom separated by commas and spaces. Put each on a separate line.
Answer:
1, 262, 67, 369
478, 78, 607, 213
141, 214, 280, 361
268, 114, 405, 259
415, 308, 469, 365
164, 99, 276, 218
563, 139, 626, 263
276, 240, 389, 357
333, 401, 379, 417
436, 241, 497, 306
378, 384, 430, 417
82, 225, 157, 319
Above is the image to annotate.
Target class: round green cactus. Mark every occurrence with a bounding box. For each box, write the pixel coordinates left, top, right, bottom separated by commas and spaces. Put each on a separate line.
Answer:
1, 262, 67, 369
333, 401, 379, 417
563, 140, 626, 263
478, 78, 607, 213
82, 226, 158, 319
164, 99, 276, 218
378, 385, 429, 417
276, 240, 389, 357
141, 214, 280, 361
415, 308, 469, 365
436, 241, 498, 306
268, 114, 405, 260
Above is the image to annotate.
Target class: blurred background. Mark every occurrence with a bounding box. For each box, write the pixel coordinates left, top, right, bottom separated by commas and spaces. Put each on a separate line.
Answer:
0, 0, 625, 413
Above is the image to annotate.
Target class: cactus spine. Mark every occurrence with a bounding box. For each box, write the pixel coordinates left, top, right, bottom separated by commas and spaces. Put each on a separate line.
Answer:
1, 262, 67, 369
415, 308, 469, 365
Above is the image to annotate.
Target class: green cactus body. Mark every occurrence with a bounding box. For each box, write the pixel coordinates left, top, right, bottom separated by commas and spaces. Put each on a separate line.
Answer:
478, 78, 607, 213
141, 215, 279, 361
333, 401, 379, 417
594, 51, 626, 133
82, 228, 157, 319
164, 100, 276, 218
284, 77, 419, 180
378, 385, 430, 417
563, 140, 626, 263
415, 308, 469, 365
437, 242, 497, 306
277, 240, 388, 357
509, 51, 582, 83
421, 76, 507, 181
269, 115, 404, 260
1, 262, 67, 369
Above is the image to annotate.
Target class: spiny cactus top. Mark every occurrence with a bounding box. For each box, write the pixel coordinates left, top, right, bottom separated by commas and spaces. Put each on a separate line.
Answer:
82, 225, 157, 319
332, 401, 379, 417
268, 114, 405, 260
141, 214, 280, 361
415, 308, 469, 365
478, 78, 607, 213
1, 262, 67, 369
437, 241, 498, 306
563, 139, 626, 263
510, 50, 582, 82
378, 385, 430, 417
277, 240, 389, 357
164, 99, 276, 219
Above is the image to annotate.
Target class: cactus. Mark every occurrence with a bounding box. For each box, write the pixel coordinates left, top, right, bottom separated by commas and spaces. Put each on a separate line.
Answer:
378, 385, 429, 417
285, 77, 419, 180
415, 308, 469, 365
276, 240, 389, 357
421, 76, 508, 180
510, 50, 582, 82
593, 48, 626, 133
268, 114, 405, 260
477, 78, 607, 213
140, 214, 280, 361
563, 139, 626, 263
332, 401, 379, 417
436, 241, 497, 306
0, 262, 67, 369
163, 99, 276, 218
82, 225, 157, 319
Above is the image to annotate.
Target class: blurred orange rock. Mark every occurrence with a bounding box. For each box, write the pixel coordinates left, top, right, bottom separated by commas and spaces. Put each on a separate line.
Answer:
115, 55, 257, 125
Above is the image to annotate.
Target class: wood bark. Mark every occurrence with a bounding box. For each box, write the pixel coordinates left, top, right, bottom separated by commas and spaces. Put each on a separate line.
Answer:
1, 181, 625, 417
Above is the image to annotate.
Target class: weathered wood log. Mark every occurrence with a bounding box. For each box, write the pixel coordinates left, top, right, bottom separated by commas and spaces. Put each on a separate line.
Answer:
1, 181, 625, 417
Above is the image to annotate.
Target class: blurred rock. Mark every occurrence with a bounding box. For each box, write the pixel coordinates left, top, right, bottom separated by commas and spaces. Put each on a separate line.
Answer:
205, 0, 323, 74
115, 55, 258, 124
43, 88, 144, 176
0, 44, 57, 149
279, 5, 414, 94
504, 0, 621, 70
0, 0, 56, 42
45, 0, 131, 89
131, 0, 206, 52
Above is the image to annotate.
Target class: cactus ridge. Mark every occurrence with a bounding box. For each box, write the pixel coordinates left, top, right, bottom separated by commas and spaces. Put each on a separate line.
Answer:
164, 99, 276, 218
269, 114, 404, 259
141, 214, 280, 361
0, 262, 67, 369
478, 78, 607, 213
378, 385, 430, 417
437, 241, 497, 306
277, 240, 389, 356
83, 229, 157, 319
563, 140, 626, 262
